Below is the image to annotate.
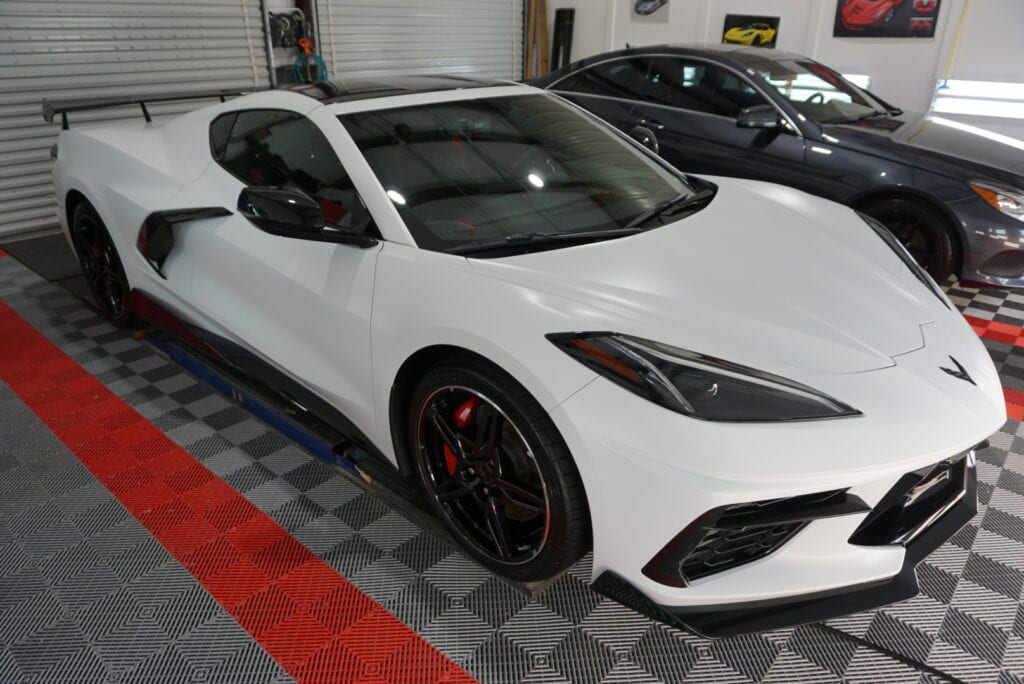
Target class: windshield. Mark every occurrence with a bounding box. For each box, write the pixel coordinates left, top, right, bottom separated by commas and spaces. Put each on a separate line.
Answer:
753, 59, 890, 125
339, 94, 696, 254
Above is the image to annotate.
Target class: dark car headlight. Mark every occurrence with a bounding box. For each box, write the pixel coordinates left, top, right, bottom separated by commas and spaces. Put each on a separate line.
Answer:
548, 333, 861, 422
859, 212, 950, 309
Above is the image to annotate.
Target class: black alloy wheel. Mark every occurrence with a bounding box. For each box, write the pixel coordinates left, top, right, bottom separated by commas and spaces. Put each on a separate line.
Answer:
71, 202, 134, 327
409, 356, 590, 581
860, 196, 957, 283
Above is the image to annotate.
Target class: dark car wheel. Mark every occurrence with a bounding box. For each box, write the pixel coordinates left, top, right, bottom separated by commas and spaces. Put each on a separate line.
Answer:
71, 201, 134, 328
409, 354, 590, 582
859, 196, 958, 283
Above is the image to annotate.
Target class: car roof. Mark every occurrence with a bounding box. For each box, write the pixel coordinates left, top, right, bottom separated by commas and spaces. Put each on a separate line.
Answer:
557, 44, 807, 70
279, 76, 509, 104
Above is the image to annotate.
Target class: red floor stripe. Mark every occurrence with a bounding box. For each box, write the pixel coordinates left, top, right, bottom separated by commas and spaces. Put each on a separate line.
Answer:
0, 299, 477, 684
0, 248, 7, 257
965, 314, 1024, 348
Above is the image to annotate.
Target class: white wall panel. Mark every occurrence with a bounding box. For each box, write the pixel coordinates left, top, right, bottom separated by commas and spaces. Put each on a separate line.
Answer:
0, 0, 270, 238
316, 0, 523, 81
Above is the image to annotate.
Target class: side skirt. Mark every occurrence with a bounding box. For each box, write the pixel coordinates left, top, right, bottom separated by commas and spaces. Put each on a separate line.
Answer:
126, 289, 414, 496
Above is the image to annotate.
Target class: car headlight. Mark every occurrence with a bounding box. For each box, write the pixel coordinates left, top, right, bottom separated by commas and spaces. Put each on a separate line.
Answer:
859, 212, 950, 309
970, 181, 1024, 223
547, 333, 860, 422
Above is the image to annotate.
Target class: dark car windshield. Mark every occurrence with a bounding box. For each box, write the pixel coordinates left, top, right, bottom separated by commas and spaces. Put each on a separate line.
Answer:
745, 58, 891, 124
339, 94, 697, 254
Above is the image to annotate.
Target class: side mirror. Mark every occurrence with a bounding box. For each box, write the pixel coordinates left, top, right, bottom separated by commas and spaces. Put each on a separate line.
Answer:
737, 104, 782, 130
237, 187, 378, 247
630, 125, 659, 154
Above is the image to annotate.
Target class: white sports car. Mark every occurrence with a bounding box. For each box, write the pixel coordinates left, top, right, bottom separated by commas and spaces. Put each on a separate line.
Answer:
46, 77, 1005, 637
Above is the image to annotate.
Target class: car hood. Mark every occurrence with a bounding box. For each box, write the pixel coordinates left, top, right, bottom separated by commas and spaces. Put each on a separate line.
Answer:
825, 112, 1024, 184
466, 179, 937, 376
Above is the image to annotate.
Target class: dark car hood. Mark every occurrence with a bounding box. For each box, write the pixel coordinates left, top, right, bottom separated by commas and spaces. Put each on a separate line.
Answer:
823, 112, 1024, 185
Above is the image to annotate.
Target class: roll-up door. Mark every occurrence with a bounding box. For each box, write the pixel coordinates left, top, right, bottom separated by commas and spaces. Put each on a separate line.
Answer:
0, 0, 271, 238
315, 0, 523, 82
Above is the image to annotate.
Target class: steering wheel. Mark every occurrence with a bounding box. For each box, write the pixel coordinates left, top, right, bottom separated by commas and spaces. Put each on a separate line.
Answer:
805, 92, 825, 104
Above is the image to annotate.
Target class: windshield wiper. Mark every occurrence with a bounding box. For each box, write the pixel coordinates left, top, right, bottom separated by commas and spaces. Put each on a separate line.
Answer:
624, 188, 717, 230
446, 227, 644, 256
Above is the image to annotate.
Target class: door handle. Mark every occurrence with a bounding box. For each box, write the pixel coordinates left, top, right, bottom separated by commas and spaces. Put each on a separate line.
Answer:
637, 117, 665, 131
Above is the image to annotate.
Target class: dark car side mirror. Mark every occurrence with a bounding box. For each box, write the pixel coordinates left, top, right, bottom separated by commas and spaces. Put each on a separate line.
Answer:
237, 187, 378, 247
737, 104, 782, 130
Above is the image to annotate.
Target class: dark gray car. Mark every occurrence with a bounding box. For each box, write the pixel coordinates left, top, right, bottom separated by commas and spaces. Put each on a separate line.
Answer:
531, 44, 1024, 287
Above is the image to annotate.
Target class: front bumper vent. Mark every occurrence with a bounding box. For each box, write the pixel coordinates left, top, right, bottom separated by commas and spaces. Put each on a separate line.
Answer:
981, 251, 1024, 279
643, 490, 868, 587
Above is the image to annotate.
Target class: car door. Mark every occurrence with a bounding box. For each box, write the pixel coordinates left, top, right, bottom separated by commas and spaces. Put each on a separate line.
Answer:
169, 106, 384, 440
626, 57, 806, 188
548, 56, 651, 132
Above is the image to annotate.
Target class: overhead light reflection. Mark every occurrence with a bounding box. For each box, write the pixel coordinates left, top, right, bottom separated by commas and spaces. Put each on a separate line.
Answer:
528, 173, 545, 188
387, 190, 407, 205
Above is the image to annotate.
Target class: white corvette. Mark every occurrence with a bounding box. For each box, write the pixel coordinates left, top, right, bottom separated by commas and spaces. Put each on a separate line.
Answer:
47, 77, 1005, 637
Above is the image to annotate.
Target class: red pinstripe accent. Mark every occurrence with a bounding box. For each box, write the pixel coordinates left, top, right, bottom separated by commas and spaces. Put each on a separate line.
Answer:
0, 299, 477, 684
965, 314, 1024, 348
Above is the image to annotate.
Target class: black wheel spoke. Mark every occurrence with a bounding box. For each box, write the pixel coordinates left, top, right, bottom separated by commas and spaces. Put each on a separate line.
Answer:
474, 404, 503, 460
429, 404, 467, 463
492, 478, 545, 513
483, 498, 513, 560
436, 476, 477, 503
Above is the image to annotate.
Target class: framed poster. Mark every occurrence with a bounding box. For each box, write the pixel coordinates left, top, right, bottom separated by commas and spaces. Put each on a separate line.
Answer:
834, 0, 941, 38
722, 15, 781, 48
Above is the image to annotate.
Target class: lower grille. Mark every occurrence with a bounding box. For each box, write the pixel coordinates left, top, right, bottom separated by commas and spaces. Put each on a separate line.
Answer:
980, 251, 1024, 279
680, 521, 805, 582
643, 490, 868, 587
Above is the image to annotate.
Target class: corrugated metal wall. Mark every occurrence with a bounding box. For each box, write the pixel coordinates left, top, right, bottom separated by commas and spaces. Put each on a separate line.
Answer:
315, 0, 523, 81
0, 0, 270, 238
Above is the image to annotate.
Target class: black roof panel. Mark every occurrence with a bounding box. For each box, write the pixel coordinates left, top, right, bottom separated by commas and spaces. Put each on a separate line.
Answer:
280, 76, 508, 104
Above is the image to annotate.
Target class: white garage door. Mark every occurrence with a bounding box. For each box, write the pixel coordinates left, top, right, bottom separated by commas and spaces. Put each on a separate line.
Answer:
315, 0, 523, 81
0, 0, 270, 239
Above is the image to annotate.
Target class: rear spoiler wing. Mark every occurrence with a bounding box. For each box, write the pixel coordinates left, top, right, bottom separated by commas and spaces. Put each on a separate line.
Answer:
42, 89, 255, 130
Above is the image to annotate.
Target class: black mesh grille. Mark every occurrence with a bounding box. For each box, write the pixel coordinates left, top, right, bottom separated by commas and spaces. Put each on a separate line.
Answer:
981, 251, 1024, 279
681, 521, 806, 582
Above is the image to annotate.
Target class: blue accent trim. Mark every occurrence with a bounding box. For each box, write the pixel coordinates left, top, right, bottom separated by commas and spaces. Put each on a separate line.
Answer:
144, 334, 361, 479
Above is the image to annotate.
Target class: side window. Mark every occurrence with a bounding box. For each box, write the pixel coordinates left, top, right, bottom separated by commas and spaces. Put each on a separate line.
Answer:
646, 58, 768, 118
211, 109, 377, 236
556, 58, 651, 100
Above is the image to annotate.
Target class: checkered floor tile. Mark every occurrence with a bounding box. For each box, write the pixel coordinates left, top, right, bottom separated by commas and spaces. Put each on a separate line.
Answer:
7, 252, 1024, 682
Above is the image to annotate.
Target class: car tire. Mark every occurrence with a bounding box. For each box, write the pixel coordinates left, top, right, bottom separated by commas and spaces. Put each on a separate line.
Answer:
859, 196, 958, 283
70, 201, 135, 328
408, 354, 590, 582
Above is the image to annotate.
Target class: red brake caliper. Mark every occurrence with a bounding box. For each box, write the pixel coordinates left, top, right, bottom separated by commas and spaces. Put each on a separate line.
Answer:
444, 397, 480, 475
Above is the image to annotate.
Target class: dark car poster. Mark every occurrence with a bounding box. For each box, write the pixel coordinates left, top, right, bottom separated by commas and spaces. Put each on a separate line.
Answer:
834, 0, 941, 38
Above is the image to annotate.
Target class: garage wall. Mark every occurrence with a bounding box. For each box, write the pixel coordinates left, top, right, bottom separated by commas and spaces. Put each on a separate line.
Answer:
316, 0, 524, 81
554, 0, 958, 114
0, 0, 271, 239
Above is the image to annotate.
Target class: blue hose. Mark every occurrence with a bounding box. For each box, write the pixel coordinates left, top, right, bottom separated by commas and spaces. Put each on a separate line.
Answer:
291, 52, 328, 83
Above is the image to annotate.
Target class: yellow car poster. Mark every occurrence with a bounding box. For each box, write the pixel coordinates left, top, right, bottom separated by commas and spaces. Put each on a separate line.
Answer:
722, 15, 780, 48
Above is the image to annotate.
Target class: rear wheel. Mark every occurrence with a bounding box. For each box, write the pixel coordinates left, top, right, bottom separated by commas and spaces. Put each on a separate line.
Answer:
408, 355, 590, 582
859, 196, 958, 283
71, 201, 134, 328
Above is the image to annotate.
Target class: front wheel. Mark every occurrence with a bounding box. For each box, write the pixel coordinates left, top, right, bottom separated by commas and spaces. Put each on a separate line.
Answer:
71, 201, 134, 328
859, 196, 958, 283
408, 355, 590, 582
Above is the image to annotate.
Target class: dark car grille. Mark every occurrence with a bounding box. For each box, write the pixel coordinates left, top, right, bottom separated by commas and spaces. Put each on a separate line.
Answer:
642, 490, 868, 587
980, 251, 1024, 279
680, 520, 805, 582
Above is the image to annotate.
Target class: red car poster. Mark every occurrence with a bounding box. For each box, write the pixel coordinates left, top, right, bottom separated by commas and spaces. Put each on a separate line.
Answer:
834, 0, 941, 37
